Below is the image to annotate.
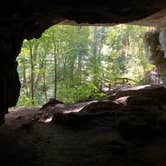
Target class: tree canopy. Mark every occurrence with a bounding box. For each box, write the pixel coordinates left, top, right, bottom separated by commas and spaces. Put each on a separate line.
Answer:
17, 24, 154, 106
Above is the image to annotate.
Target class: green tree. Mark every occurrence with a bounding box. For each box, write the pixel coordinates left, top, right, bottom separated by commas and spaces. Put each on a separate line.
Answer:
17, 24, 152, 106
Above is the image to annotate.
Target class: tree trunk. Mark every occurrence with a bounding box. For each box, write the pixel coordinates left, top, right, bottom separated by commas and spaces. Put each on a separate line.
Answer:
22, 53, 27, 87
92, 27, 98, 87
53, 44, 57, 98
30, 45, 35, 105
78, 55, 83, 82
43, 68, 48, 101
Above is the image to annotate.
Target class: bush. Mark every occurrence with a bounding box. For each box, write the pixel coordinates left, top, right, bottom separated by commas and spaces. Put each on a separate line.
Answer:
57, 82, 106, 103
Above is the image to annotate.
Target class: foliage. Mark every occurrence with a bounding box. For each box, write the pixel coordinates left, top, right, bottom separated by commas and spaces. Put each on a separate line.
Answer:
57, 82, 105, 103
17, 24, 153, 106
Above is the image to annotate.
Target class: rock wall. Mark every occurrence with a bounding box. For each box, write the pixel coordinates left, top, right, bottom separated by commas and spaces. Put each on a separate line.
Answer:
0, 36, 23, 124
144, 29, 166, 86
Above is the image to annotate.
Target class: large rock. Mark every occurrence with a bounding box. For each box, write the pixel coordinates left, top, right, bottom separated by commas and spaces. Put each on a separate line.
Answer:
109, 84, 166, 102
73, 85, 166, 118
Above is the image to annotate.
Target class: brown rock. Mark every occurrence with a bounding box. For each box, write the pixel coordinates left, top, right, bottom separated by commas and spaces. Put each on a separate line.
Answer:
109, 85, 166, 103
80, 100, 122, 113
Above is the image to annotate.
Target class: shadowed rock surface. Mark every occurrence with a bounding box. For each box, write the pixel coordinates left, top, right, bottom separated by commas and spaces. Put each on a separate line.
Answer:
1, 85, 166, 166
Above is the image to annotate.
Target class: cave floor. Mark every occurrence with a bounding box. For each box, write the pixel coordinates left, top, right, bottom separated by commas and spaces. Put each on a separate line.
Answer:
1, 102, 166, 166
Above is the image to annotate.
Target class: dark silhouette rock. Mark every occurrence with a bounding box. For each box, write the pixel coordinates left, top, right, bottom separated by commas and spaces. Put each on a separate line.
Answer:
117, 116, 162, 140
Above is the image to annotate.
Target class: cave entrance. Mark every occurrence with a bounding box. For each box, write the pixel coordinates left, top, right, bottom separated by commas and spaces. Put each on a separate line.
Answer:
15, 24, 159, 107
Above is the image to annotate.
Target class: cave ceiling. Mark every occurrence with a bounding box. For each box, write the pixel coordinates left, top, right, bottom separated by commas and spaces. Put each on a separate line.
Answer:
0, 0, 166, 39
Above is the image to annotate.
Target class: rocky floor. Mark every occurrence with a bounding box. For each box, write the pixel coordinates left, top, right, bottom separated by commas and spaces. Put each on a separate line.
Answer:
1, 85, 166, 166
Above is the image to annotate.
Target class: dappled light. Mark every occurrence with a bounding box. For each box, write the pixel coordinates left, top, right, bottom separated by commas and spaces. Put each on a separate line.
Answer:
39, 116, 53, 123
124, 84, 151, 90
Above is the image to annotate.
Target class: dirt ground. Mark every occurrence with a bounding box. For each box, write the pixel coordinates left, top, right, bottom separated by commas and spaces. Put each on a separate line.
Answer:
1, 101, 166, 166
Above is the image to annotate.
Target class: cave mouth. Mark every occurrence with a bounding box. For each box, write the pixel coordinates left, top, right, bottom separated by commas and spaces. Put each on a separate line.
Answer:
1, 3, 166, 165
14, 24, 161, 108
4, 24, 166, 166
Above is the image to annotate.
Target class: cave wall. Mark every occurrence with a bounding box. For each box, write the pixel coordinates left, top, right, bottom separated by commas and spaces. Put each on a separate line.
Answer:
0, 0, 166, 124
0, 36, 23, 124
144, 28, 166, 86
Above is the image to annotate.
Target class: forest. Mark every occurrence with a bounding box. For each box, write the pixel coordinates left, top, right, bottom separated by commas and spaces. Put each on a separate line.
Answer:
17, 24, 155, 106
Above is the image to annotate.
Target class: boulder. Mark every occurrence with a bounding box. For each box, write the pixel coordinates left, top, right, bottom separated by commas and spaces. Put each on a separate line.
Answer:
109, 84, 166, 103
77, 85, 166, 114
